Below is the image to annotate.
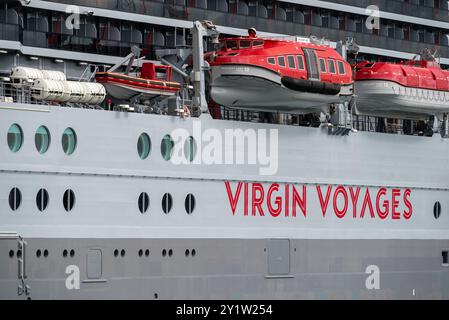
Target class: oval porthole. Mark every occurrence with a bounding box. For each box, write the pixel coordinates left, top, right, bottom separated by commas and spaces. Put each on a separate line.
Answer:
137, 133, 151, 160
62, 128, 77, 155
161, 134, 174, 161
35, 126, 51, 154
8, 187, 22, 211
184, 136, 197, 162
434, 201, 442, 219
63, 189, 75, 212
7, 124, 23, 153
162, 193, 173, 214
185, 193, 196, 214
36, 188, 49, 212
138, 192, 150, 214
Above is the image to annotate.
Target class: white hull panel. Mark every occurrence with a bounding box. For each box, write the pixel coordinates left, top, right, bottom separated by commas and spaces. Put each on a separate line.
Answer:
210, 65, 351, 114
355, 80, 449, 120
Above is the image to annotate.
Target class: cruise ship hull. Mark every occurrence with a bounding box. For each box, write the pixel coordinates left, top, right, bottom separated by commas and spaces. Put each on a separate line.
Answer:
1, 102, 449, 299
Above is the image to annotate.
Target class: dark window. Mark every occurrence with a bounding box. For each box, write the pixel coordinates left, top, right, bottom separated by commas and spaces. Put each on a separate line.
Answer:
63, 189, 75, 212
267, 57, 276, 65
287, 55, 296, 69
185, 194, 196, 214
434, 201, 442, 219
9, 187, 22, 211
138, 192, 150, 214
319, 58, 327, 73
240, 40, 251, 48
277, 56, 286, 67
337, 61, 346, 74
253, 40, 264, 47
443, 251, 448, 265
36, 188, 49, 212
162, 193, 173, 214
328, 59, 336, 74
297, 56, 304, 70
226, 40, 238, 50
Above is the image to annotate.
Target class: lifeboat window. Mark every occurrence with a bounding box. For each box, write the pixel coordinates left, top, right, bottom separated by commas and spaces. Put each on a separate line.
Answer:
287, 56, 296, 69
328, 60, 336, 74
296, 56, 304, 70
267, 57, 276, 65
253, 40, 264, 47
278, 56, 286, 67
226, 40, 238, 50
337, 61, 346, 75
240, 40, 251, 48
319, 59, 327, 73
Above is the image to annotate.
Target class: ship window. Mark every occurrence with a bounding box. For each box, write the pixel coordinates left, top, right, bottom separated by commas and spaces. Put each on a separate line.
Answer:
319, 58, 327, 73
443, 251, 449, 266
328, 60, 336, 74
63, 189, 75, 212
267, 57, 276, 65
253, 40, 264, 47
226, 40, 238, 50
184, 136, 197, 162
62, 128, 77, 155
240, 40, 251, 48
137, 133, 151, 160
7, 124, 23, 153
161, 134, 174, 161
35, 126, 51, 154
297, 56, 304, 70
434, 201, 442, 219
138, 192, 150, 214
9, 187, 22, 211
185, 193, 196, 214
162, 193, 173, 214
278, 56, 286, 67
36, 188, 49, 212
287, 55, 296, 69
337, 61, 346, 74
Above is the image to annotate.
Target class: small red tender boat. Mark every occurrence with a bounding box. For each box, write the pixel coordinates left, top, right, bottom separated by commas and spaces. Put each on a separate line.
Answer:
208, 30, 353, 114
96, 63, 181, 100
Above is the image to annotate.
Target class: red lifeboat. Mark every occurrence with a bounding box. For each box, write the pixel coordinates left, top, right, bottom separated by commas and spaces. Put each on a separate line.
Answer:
208, 31, 353, 114
96, 63, 181, 100
354, 55, 449, 120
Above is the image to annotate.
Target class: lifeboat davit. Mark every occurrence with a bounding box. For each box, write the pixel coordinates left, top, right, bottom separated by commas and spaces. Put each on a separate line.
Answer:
209, 30, 353, 114
354, 56, 449, 120
96, 63, 181, 100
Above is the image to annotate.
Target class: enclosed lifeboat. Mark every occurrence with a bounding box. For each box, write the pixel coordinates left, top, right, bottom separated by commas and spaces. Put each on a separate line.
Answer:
96, 62, 181, 100
354, 57, 449, 120
208, 30, 353, 114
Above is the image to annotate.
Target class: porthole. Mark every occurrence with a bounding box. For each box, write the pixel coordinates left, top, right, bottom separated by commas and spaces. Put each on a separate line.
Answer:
63, 249, 68, 258
17, 250, 22, 258
113, 249, 119, 257
168, 249, 173, 257
8, 187, 22, 211
184, 136, 197, 162
138, 192, 150, 214
162, 193, 173, 214
35, 126, 51, 154
9, 250, 14, 258
36, 188, 49, 212
120, 249, 126, 257
70, 249, 75, 257
62, 127, 77, 155
191, 249, 196, 257
434, 201, 442, 219
36, 250, 41, 258
185, 193, 196, 214
162, 249, 167, 257
185, 249, 190, 257
43, 249, 48, 258
7, 124, 23, 152
161, 134, 174, 161
137, 133, 151, 160
145, 249, 150, 257
63, 189, 75, 212
138, 249, 143, 257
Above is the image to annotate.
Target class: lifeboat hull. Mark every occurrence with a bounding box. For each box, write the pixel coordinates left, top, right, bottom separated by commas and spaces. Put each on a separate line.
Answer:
96, 72, 180, 101
210, 65, 352, 115
355, 80, 449, 120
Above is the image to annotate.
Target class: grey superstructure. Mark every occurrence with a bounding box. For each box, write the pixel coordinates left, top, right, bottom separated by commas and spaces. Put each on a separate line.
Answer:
1, 0, 449, 300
